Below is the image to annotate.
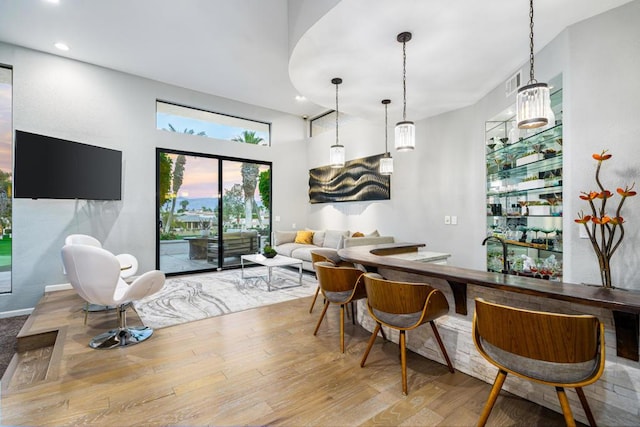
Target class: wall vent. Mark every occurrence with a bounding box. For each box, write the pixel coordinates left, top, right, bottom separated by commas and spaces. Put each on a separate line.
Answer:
505, 71, 522, 97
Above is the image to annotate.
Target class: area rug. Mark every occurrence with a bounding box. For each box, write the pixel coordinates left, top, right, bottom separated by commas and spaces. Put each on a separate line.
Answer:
133, 267, 317, 329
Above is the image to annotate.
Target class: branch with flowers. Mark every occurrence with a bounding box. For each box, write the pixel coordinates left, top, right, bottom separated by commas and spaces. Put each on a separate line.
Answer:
575, 150, 636, 288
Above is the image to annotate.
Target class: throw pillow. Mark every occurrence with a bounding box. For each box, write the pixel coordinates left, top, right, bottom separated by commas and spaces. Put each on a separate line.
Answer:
273, 230, 297, 246
323, 230, 349, 249
294, 230, 314, 245
352, 232, 364, 237
366, 230, 380, 237
311, 230, 326, 247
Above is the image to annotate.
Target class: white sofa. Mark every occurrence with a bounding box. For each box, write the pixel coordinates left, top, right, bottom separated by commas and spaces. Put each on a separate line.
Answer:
273, 229, 394, 271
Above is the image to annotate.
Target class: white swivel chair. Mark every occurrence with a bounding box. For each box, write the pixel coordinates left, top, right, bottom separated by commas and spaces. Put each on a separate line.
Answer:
61, 244, 166, 349
64, 234, 138, 280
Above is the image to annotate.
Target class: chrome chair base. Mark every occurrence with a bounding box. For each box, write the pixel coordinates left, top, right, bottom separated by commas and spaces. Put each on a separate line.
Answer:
83, 303, 117, 312
89, 326, 154, 349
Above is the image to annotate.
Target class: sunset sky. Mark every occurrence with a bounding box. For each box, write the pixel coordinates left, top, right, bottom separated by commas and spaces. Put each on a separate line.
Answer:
0, 67, 12, 174
166, 153, 268, 200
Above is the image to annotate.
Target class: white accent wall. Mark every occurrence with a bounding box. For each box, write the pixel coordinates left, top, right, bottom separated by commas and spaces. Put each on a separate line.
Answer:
0, 42, 309, 312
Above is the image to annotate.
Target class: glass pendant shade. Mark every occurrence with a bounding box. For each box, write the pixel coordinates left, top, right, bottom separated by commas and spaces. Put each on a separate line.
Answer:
329, 144, 345, 168
379, 154, 393, 175
516, 82, 550, 129
395, 121, 415, 151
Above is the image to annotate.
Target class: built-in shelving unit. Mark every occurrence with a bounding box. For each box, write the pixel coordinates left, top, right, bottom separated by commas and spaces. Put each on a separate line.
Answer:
485, 82, 563, 280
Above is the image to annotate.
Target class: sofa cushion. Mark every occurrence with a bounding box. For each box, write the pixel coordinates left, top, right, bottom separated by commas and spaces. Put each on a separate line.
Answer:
290, 245, 316, 262
276, 242, 315, 260
274, 230, 296, 246
323, 230, 349, 249
311, 230, 325, 247
367, 230, 380, 237
274, 242, 299, 257
294, 230, 314, 244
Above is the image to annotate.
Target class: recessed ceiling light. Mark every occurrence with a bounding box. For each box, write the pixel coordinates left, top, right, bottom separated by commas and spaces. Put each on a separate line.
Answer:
44, 0, 60, 4
54, 42, 69, 51
295, 95, 306, 102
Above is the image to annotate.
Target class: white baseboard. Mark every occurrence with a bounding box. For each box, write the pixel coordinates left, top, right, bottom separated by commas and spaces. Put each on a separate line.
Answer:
0, 307, 33, 318
45, 283, 73, 292
0, 283, 72, 318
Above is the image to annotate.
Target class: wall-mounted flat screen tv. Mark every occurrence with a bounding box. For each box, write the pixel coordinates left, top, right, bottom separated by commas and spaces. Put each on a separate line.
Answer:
14, 130, 122, 200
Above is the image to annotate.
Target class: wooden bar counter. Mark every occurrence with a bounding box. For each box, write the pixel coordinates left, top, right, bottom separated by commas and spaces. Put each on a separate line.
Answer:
338, 243, 640, 361
339, 243, 640, 424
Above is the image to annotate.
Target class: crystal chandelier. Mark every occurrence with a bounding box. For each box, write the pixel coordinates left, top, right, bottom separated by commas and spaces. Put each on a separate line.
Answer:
516, 0, 551, 129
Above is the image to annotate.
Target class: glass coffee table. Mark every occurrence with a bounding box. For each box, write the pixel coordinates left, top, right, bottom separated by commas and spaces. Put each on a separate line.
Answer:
240, 254, 303, 291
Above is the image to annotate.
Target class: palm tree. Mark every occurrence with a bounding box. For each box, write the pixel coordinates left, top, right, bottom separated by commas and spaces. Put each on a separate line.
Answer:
232, 131, 263, 229
164, 154, 186, 233
161, 125, 205, 233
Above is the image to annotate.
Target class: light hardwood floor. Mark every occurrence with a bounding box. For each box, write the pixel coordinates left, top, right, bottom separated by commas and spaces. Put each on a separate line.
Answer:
1, 289, 577, 426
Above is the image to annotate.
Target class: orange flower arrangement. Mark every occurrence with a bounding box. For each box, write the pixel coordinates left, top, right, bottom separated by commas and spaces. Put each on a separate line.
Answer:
575, 150, 636, 288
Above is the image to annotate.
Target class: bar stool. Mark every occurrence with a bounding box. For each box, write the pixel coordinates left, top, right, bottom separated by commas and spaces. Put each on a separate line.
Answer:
309, 249, 355, 313
360, 273, 454, 395
313, 261, 367, 353
473, 298, 605, 427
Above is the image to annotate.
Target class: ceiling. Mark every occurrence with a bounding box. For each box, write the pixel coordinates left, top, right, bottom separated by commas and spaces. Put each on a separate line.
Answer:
0, 0, 633, 122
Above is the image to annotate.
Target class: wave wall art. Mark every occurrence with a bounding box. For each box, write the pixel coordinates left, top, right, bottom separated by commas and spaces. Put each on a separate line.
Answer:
308, 154, 390, 204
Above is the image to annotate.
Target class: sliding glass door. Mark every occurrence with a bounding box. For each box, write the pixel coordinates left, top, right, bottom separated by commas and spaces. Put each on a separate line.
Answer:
0, 67, 12, 294
220, 160, 271, 268
157, 149, 271, 275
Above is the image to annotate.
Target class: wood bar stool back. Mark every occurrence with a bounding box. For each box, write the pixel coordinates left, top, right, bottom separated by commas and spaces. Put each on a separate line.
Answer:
360, 273, 454, 395
473, 298, 605, 427
313, 261, 367, 353
309, 249, 354, 313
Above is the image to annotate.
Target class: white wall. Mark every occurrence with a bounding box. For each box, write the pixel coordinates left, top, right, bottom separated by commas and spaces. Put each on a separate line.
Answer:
307, 1, 640, 289
0, 42, 309, 312
564, 0, 640, 289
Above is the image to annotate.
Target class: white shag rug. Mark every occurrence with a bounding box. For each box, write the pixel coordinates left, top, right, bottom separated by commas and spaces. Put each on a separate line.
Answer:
133, 267, 317, 329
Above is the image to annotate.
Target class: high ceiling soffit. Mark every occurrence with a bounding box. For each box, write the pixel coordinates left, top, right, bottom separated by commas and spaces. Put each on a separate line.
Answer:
289, 0, 634, 121
0, 0, 634, 121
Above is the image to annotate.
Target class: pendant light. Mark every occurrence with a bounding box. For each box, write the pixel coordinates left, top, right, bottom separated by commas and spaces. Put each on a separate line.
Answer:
379, 99, 393, 175
395, 31, 415, 151
516, 0, 550, 129
329, 77, 345, 168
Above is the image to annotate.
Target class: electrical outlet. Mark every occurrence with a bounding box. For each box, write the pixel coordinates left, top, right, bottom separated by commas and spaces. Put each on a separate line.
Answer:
444, 216, 451, 225
451, 216, 458, 225
275, 216, 281, 222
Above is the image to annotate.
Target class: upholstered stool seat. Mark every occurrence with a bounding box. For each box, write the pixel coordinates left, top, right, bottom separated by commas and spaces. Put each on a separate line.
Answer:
360, 273, 454, 395
313, 261, 367, 353
309, 249, 355, 313
473, 298, 605, 427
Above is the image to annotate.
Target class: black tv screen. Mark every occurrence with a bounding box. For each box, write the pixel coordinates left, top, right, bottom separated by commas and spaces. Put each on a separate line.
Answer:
14, 130, 122, 200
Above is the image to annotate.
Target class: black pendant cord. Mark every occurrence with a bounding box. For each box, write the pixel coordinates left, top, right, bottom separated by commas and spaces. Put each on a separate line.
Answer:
382, 99, 391, 156
528, 0, 537, 84
385, 102, 388, 153
396, 31, 412, 122
335, 81, 339, 144
402, 39, 407, 121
